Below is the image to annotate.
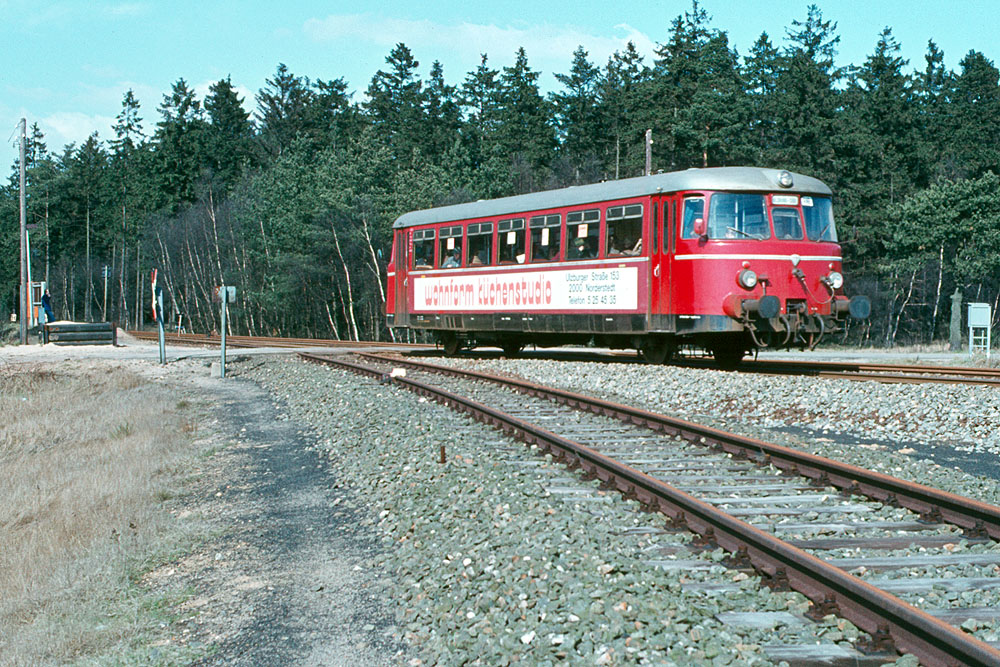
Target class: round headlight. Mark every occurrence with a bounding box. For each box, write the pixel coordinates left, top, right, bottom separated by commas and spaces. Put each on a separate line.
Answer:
827, 271, 843, 289
737, 268, 758, 290
778, 170, 794, 188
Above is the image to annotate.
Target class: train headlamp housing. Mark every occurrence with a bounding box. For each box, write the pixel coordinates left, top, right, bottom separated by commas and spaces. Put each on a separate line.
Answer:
823, 271, 844, 289
778, 170, 794, 188
737, 268, 758, 290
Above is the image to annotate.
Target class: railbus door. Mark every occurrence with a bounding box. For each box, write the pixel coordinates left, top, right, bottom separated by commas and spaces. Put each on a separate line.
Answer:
653, 197, 674, 326
395, 229, 409, 327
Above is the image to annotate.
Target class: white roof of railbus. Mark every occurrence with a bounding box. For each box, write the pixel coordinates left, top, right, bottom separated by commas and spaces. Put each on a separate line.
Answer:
392, 166, 832, 229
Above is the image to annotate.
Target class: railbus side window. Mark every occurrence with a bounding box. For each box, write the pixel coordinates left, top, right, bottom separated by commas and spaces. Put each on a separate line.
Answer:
529, 214, 561, 263
680, 197, 706, 239
566, 209, 600, 260
802, 197, 837, 242
498, 218, 526, 264
606, 204, 643, 256
466, 222, 494, 266
707, 193, 769, 240
438, 225, 463, 268
412, 229, 435, 270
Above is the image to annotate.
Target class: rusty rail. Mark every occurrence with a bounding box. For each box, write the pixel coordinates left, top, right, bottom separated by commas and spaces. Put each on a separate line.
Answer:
302, 351, 1000, 666
126, 330, 419, 349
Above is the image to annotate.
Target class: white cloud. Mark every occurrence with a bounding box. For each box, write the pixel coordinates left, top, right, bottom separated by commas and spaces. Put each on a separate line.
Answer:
41, 111, 117, 149
102, 2, 149, 17
303, 14, 657, 78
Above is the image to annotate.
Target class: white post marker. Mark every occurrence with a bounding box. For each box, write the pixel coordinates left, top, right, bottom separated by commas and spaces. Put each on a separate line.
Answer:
152, 269, 165, 364
214, 285, 236, 378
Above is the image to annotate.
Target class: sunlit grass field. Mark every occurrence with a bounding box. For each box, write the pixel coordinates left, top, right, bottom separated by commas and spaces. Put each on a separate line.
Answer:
0, 361, 207, 665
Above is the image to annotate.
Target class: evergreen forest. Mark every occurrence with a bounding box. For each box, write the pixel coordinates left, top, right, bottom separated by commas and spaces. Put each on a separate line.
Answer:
3, 3, 1000, 346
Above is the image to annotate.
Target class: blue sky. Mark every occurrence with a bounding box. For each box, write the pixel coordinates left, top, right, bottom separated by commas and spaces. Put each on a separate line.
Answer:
3, 0, 999, 170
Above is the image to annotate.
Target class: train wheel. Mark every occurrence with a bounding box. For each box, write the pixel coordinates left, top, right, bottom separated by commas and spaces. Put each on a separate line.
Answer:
501, 341, 523, 357
441, 332, 460, 356
712, 346, 745, 370
641, 339, 673, 365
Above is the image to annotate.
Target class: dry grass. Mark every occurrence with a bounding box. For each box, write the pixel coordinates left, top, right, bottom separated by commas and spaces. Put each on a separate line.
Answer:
0, 361, 206, 665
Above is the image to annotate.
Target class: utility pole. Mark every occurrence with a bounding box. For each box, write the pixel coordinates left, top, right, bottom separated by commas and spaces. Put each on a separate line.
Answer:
644, 129, 653, 177
19, 118, 27, 345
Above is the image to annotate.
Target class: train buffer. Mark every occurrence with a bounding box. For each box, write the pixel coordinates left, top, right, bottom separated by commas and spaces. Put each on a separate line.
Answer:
42, 322, 117, 346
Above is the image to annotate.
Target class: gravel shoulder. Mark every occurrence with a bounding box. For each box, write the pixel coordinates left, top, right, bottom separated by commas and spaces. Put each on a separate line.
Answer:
150, 359, 402, 666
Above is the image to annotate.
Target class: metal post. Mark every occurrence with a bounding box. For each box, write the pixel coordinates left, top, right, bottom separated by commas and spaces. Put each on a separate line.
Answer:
644, 129, 652, 177
220, 284, 227, 378
19, 118, 27, 344
25, 229, 33, 328
156, 288, 165, 365
102, 265, 109, 321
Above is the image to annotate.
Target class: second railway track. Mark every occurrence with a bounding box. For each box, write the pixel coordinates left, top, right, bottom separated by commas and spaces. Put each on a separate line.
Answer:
126, 330, 998, 387
303, 350, 1000, 666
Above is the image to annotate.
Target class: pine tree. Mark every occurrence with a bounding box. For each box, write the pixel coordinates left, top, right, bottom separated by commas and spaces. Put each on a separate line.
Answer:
647, 1, 748, 169
743, 33, 782, 164
551, 46, 603, 183
946, 50, 1000, 178
598, 42, 647, 179
205, 77, 254, 187
365, 43, 426, 164
153, 79, 207, 211
496, 47, 555, 192
423, 61, 462, 162
459, 54, 503, 171
768, 4, 842, 182
256, 63, 316, 159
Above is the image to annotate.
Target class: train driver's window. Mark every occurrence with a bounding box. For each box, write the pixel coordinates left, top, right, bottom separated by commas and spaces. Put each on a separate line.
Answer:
566, 209, 600, 260
680, 197, 706, 238
498, 218, 526, 264
802, 197, 837, 242
606, 204, 643, 256
438, 226, 463, 268
466, 222, 494, 266
529, 214, 561, 263
708, 193, 769, 239
771, 208, 804, 240
412, 229, 435, 270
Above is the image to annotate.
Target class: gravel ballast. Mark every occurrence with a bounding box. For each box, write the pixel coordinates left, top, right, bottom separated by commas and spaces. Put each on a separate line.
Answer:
233, 355, 1000, 664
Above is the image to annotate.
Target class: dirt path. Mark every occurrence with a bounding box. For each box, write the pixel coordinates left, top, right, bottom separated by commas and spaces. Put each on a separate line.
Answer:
143, 361, 402, 665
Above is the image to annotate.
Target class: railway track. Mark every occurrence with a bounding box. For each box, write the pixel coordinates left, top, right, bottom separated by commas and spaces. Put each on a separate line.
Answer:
125, 330, 419, 350
302, 350, 1000, 666
126, 330, 998, 387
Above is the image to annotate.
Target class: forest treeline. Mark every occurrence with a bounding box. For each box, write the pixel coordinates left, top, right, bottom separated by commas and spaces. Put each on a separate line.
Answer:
3, 2, 1000, 345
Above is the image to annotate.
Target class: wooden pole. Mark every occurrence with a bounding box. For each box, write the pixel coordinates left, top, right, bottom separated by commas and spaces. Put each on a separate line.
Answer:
19, 118, 27, 344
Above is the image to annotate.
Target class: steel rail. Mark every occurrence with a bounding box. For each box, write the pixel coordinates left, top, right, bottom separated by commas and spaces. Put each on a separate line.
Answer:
126, 330, 417, 349
302, 351, 1000, 666
678, 358, 1000, 387
358, 352, 1000, 542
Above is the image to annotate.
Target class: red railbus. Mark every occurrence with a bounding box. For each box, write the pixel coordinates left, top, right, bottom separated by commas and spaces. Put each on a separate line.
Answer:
386, 167, 869, 366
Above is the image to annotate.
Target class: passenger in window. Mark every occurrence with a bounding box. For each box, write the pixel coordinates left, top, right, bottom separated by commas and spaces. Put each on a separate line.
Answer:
608, 234, 622, 256
569, 237, 586, 259
470, 249, 486, 266
442, 248, 461, 268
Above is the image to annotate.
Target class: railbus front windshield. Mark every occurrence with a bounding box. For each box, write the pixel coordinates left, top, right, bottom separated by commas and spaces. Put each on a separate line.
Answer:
681, 192, 837, 242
